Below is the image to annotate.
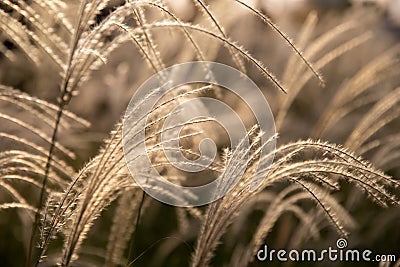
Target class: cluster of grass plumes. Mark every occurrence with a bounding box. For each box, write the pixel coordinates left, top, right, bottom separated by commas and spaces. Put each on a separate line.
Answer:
0, 1, 399, 266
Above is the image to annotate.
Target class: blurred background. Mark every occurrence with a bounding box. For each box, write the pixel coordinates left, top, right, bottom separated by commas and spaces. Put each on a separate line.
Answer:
0, 0, 399, 266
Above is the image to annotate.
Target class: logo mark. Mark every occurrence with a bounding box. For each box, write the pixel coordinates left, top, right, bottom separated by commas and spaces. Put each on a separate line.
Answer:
122, 61, 276, 207
336, 238, 348, 249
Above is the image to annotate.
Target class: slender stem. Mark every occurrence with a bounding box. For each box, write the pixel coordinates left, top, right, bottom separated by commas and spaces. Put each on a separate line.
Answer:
126, 191, 146, 266
26, 1, 88, 265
